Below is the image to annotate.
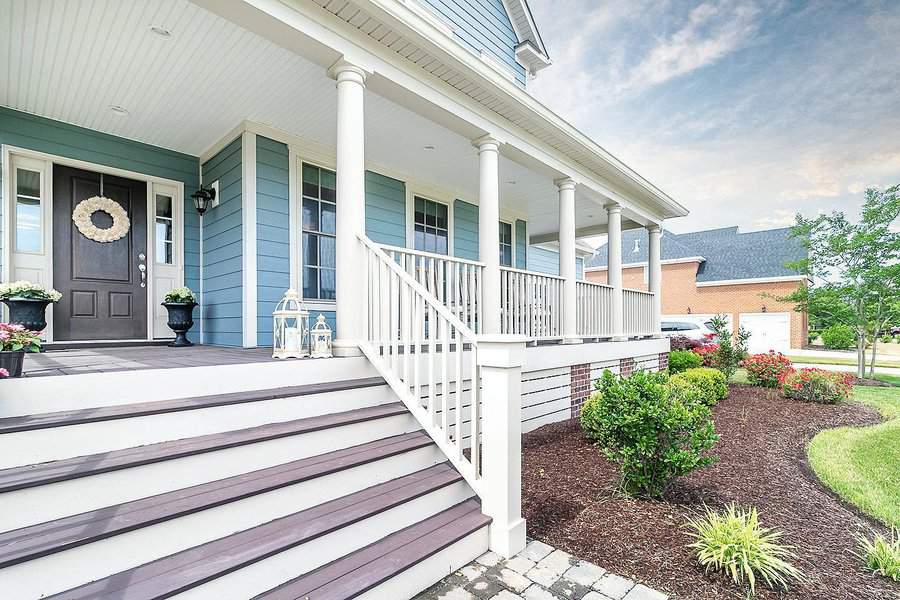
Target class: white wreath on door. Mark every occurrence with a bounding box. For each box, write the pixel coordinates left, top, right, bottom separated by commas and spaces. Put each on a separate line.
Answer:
72, 196, 131, 243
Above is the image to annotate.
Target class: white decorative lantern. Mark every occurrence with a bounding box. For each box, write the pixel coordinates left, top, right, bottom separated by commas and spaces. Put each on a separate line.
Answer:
272, 289, 309, 359
310, 314, 333, 359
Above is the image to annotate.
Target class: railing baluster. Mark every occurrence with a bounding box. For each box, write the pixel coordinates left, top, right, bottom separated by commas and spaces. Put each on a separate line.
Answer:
454, 323, 463, 460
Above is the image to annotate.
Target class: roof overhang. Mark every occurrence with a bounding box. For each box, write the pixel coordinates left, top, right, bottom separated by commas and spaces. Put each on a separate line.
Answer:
515, 40, 552, 76
695, 275, 809, 287
584, 256, 706, 272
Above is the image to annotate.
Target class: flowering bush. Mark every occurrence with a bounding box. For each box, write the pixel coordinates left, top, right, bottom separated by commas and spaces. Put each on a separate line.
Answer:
742, 352, 794, 388
670, 335, 702, 351
693, 343, 720, 368
0, 281, 62, 302
164, 287, 196, 303
781, 368, 854, 404
0, 368, 8, 378
0, 323, 41, 353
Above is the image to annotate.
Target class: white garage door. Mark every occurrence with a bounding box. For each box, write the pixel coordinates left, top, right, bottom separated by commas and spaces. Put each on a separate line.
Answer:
740, 312, 791, 354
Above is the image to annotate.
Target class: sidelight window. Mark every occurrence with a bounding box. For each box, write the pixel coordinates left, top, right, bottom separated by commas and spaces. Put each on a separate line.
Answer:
301, 164, 337, 301
155, 194, 174, 264
413, 196, 448, 255
14, 168, 42, 253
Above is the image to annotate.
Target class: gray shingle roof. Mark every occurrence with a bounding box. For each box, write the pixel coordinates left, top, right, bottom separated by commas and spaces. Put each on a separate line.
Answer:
585, 226, 806, 283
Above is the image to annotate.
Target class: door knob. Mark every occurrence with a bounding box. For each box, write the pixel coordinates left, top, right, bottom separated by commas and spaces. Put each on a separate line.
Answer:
139, 262, 147, 288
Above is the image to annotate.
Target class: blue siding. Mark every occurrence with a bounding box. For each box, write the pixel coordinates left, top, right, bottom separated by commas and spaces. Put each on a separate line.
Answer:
527, 245, 583, 279
0, 107, 201, 339
421, 0, 526, 85
454, 199, 479, 260
365, 171, 406, 247
256, 136, 291, 347
201, 137, 243, 347
515, 219, 527, 269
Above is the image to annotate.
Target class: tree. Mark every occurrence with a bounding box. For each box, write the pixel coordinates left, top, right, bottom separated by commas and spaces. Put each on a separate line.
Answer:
785, 185, 900, 378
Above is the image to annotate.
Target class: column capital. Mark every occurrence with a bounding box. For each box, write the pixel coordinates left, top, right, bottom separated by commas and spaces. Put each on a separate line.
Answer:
327, 59, 369, 86
554, 177, 576, 191
648, 224, 662, 234
473, 135, 501, 153
605, 202, 622, 214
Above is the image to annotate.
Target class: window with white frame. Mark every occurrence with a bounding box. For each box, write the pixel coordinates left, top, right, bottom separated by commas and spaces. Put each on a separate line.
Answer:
155, 193, 174, 265
413, 196, 448, 255
14, 167, 42, 254
301, 163, 337, 301
499, 221, 512, 267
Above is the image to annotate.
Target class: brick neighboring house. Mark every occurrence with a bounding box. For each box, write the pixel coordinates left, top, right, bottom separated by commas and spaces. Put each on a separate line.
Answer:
586, 226, 809, 352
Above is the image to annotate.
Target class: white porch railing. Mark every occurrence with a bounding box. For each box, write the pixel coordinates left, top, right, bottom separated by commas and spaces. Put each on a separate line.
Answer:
499, 267, 564, 339
623, 288, 655, 336
361, 236, 485, 495
379, 244, 484, 334
576, 280, 614, 338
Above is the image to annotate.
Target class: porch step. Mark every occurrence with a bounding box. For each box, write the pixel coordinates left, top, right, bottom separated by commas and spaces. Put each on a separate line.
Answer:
0, 403, 408, 494
255, 498, 490, 600
0, 376, 386, 433
0, 431, 433, 568
44, 464, 473, 600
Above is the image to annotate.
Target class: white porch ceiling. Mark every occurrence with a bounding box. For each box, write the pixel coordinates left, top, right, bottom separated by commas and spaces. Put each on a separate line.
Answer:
0, 0, 613, 238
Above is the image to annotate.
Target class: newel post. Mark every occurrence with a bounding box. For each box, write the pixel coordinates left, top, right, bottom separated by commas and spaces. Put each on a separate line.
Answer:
478, 335, 528, 558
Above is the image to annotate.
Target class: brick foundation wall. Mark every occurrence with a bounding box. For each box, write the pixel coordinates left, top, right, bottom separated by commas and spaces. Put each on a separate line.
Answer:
569, 363, 591, 418
586, 262, 808, 348
619, 357, 637, 377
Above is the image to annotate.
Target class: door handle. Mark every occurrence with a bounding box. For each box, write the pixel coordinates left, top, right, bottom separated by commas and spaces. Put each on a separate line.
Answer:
138, 262, 147, 288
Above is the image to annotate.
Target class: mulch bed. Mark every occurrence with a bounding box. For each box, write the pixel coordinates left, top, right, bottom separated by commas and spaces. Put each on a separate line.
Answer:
853, 377, 893, 387
522, 384, 899, 599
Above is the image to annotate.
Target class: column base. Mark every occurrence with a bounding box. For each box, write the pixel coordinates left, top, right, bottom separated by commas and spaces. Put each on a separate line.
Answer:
560, 337, 583, 345
489, 517, 527, 559
331, 340, 363, 357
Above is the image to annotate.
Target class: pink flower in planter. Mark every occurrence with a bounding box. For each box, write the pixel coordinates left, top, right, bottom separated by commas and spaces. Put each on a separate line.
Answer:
0, 331, 8, 341
0, 368, 8, 378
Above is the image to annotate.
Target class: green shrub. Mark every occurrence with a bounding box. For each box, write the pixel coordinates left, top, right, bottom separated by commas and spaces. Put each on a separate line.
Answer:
669, 349, 702, 373
821, 324, 856, 350
855, 529, 900, 582
707, 314, 750, 381
781, 368, 854, 404
580, 370, 718, 498
686, 504, 804, 595
668, 367, 728, 405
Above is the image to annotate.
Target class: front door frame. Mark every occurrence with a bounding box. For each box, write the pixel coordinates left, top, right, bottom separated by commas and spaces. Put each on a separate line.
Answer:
1, 145, 185, 343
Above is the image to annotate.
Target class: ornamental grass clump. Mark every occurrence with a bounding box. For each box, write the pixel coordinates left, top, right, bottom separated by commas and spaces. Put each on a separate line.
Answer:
855, 529, 900, 582
668, 349, 702, 373
686, 503, 804, 595
781, 368, 854, 404
580, 370, 718, 498
741, 352, 793, 388
668, 367, 728, 406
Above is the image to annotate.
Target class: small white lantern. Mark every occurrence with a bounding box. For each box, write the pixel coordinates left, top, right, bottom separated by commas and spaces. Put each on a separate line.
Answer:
272, 289, 309, 359
310, 314, 333, 359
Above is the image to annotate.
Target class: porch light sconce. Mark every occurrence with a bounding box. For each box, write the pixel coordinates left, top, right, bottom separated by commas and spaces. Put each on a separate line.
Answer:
687, 307, 692, 314
762, 305, 767, 313
191, 185, 216, 216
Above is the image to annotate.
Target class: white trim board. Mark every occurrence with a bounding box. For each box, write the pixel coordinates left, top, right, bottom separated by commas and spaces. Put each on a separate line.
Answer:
695, 276, 808, 287
241, 131, 259, 348
584, 256, 705, 272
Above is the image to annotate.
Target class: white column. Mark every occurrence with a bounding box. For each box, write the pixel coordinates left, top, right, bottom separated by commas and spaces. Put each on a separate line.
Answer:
557, 178, 580, 343
607, 203, 625, 340
330, 61, 367, 357
648, 225, 662, 336
476, 136, 501, 334
478, 335, 528, 558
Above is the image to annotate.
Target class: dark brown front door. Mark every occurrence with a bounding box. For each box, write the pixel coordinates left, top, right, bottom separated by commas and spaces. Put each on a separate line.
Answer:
53, 165, 148, 341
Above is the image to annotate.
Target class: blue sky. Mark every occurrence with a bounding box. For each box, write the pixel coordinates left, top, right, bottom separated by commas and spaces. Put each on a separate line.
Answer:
528, 0, 900, 233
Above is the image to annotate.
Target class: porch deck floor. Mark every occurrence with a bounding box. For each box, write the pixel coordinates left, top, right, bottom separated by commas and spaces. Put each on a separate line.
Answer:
22, 346, 277, 378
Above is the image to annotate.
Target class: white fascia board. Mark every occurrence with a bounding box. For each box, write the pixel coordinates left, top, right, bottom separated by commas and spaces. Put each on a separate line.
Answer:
514, 41, 551, 74
584, 256, 705, 272
695, 275, 808, 287
207, 0, 683, 224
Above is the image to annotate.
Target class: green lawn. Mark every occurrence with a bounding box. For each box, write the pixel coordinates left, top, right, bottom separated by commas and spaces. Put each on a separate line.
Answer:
875, 374, 900, 387
787, 354, 900, 369
807, 385, 900, 528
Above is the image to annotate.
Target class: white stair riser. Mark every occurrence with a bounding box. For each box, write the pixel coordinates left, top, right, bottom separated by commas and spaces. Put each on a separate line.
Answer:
0, 413, 419, 532
173, 481, 475, 600
356, 526, 490, 600
1, 357, 378, 416
0, 386, 396, 468
2, 446, 447, 599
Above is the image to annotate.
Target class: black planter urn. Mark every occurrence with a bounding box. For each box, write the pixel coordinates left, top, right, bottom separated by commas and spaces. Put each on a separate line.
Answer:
162, 302, 196, 347
2, 298, 51, 333
0, 350, 25, 378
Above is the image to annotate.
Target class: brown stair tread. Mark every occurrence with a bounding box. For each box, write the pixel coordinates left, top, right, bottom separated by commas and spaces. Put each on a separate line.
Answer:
0, 402, 408, 493
47, 463, 463, 600
0, 377, 386, 433
255, 498, 490, 600
0, 431, 433, 568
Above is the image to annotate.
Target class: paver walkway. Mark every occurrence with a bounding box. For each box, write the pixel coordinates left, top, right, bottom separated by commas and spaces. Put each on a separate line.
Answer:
416, 539, 668, 600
